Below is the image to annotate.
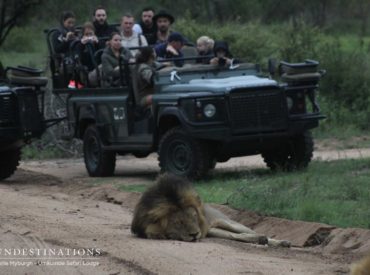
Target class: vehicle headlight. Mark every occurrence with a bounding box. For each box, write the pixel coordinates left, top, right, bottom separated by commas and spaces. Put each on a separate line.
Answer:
203, 104, 216, 118
286, 97, 293, 110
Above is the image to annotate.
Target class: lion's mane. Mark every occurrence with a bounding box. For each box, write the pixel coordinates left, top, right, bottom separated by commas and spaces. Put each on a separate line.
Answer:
131, 174, 208, 241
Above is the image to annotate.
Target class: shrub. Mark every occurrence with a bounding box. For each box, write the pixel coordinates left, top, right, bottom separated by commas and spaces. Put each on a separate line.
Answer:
277, 19, 322, 61
174, 18, 277, 63
2, 27, 37, 52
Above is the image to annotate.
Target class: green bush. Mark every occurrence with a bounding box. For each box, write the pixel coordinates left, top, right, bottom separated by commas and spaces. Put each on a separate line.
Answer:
2, 27, 38, 52
175, 18, 277, 63
277, 19, 322, 61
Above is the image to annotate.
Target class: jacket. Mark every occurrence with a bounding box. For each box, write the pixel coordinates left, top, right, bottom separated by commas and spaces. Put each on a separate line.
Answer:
135, 63, 156, 107
101, 46, 132, 87
155, 43, 184, 67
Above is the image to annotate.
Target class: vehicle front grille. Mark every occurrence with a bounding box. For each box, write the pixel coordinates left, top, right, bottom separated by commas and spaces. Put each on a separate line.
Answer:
0, 94, 17, 126
229, 89, 288, 134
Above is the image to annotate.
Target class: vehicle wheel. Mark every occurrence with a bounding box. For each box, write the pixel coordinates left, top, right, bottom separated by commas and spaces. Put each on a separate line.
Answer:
0, 147, 21, 180
83, 125, 116, 177
262, 131, 314, 171
158, 127, 211, 180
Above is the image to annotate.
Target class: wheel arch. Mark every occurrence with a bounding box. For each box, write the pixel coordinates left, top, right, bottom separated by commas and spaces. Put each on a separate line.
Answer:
76, 104, 97, 139
155, 107, 186, 148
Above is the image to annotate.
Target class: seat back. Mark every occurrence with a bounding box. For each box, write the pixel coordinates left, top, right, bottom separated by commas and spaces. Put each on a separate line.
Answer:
45, 29, 62, 87
130, 64, 140, 106
182, 45, 198, 64
6, 66, 48, 87
89, 49, 104, 87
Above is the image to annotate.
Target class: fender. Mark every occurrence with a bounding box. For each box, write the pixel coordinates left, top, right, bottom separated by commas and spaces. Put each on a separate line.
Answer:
157, 106, 188, 126
75, 103, 97, 138
154, 106, 188, 145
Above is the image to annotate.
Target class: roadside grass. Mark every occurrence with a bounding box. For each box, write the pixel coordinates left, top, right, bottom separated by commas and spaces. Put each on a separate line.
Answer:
313, 124, 370, 150
312, 98, 370, 149
118, 185, 147, 193
21, 143, 70, 160
119, 158, 370, 229
221, 159, 370, 229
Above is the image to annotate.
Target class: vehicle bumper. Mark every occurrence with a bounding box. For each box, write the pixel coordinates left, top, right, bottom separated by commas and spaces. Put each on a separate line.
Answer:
186, 114, 324, 141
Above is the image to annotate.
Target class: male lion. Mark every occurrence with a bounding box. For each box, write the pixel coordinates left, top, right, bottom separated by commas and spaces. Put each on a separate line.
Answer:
131, 174, 291, 247
351, 254, 370, 275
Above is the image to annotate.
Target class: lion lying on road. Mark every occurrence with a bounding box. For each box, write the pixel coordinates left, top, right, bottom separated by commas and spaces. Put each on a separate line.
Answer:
351, 254, 370, 275
131, 174, 291, 247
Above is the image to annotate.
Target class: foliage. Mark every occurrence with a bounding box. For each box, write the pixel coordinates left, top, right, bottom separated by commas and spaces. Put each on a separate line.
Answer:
175, 17, 276, 63
0, 0, 42, 47
317, 40, 370, 115
277, 19, 322, 61
22, 142, 68, 159
1, 27, 38, 52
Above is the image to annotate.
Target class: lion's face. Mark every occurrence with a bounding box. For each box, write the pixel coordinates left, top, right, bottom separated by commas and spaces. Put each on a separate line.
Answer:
165, 207, 202, 242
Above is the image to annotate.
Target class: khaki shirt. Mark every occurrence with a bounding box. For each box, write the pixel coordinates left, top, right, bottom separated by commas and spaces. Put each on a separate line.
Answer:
136, 63, 155, 107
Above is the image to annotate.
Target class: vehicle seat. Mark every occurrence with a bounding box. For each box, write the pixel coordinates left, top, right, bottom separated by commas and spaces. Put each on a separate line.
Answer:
182, 45, 198, 65
45, 29, 68, 88
279, 60, 321, 85
7, 66, 48, 87
88, 49, 104, 87
130, 65, 140, 104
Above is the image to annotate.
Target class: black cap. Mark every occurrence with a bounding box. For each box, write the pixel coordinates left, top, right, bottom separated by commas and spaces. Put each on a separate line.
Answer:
168, 32, 185, 43
213, 41, 232, 57
153, 10, 175, 24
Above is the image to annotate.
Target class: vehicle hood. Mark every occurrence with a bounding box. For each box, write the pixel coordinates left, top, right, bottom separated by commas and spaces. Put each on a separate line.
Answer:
160, 75, 278, 94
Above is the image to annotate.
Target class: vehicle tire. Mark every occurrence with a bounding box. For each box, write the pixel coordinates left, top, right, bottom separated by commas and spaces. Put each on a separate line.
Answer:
158, 127, 211, 180
0, 147, 21, 180
262, 131, 314, 171
83, 125, 116, 177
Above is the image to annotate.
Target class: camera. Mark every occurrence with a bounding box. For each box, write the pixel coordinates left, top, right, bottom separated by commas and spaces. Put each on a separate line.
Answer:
218, 57, 226, 67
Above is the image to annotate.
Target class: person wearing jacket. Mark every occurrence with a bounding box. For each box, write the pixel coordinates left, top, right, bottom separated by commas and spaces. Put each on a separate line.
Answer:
210, 41, 235, 67
196, 36, 215, 64
134, 7, 157, 45
92, 6, 117, 49
52, 11, 77, 55
155, 32, 185, 67
134, 46, 158, 108
101, 32, 132, 87
51, 11, 78, 88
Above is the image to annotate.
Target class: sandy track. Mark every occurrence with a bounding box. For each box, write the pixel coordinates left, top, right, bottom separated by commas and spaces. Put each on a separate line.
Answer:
1, 149, 369, 274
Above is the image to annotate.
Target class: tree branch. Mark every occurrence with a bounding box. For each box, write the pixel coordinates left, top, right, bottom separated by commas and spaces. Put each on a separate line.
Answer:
0, 0, 41, 47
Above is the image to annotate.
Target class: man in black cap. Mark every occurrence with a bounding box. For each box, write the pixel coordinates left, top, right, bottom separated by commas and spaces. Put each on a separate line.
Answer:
155, 32, 185, 67
153, 10, 175, 45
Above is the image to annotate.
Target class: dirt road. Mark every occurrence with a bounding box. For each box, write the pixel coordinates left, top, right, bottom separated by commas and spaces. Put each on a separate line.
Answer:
1, 148, 370, 275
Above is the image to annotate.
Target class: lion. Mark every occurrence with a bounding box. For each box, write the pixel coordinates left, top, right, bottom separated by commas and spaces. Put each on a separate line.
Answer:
351, 254, 370, 275
131, 174, 291, 247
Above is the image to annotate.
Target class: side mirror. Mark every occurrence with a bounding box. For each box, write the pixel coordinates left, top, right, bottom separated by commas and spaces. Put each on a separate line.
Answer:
268, 58, 277, 77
